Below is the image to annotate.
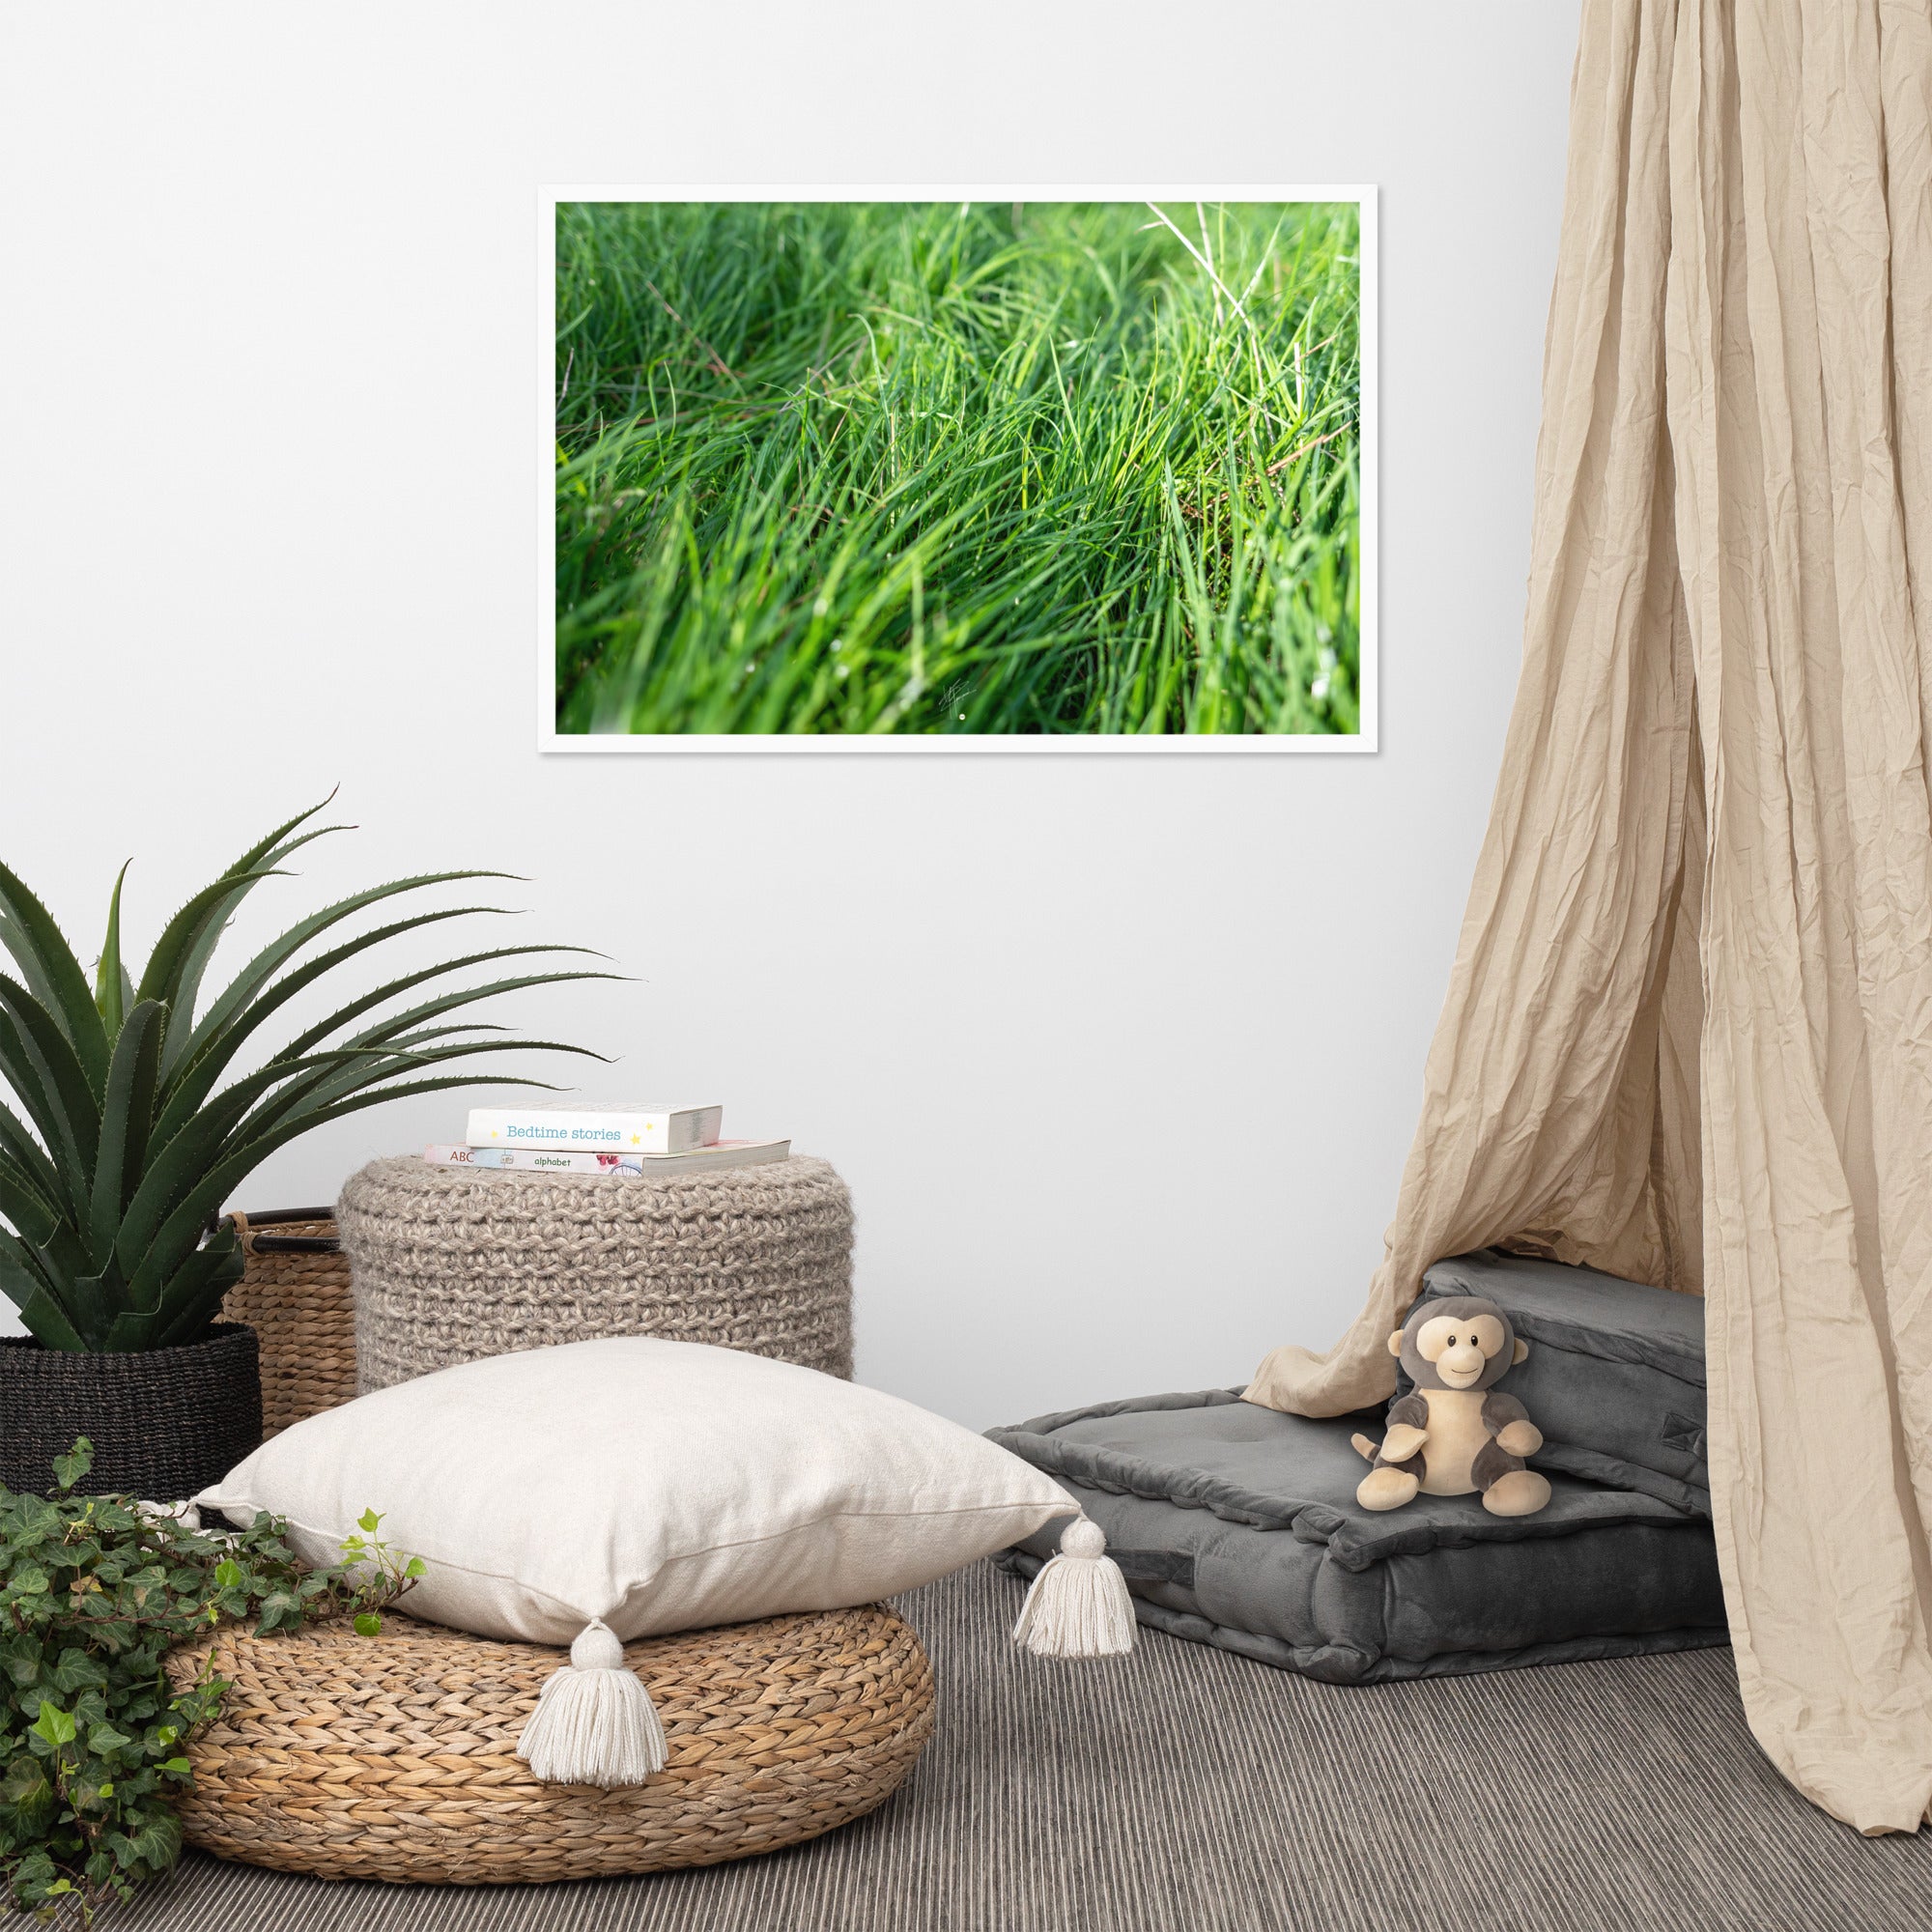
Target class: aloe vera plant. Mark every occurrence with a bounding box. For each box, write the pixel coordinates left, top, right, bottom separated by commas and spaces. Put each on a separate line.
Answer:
0, 801, 611, 1352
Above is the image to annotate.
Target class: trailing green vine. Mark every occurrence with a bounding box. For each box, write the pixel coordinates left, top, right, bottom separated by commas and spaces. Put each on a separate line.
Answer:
0, 1440, 418, 1923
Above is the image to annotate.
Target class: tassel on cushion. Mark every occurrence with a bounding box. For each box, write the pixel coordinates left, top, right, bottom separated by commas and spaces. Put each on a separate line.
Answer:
516, 1619, 668, 1785
1011, 1517, 1136, 1659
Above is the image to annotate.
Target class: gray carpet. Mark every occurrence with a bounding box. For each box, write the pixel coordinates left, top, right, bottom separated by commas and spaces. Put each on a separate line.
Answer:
126, 1561, 1932, 1932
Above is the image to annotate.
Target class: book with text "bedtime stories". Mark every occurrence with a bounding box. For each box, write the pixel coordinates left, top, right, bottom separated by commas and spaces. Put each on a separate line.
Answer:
464, 1104, 724, 1152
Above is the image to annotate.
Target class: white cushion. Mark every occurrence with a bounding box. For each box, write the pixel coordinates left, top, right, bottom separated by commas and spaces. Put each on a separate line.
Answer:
196, 1338, 1077, 1645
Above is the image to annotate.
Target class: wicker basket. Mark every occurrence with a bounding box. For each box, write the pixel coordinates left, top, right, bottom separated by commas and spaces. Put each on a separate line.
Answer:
168, 1602, 934, 1884
220, 1208, 358, 1437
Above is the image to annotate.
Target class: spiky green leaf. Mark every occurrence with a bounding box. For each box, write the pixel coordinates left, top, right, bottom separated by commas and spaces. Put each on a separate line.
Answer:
0, 862, 110, 1094
132, 867, 283, 1014
0, 1158, 60, 1254
157, 909, 564, 1127
0, 1234, 83, 1348
153, 798, 348, 1077
114, 1236, 242, 1350
94, 861, 131, 1037
0, 973, 100, 1193
115, 1048, 406, 1283
89, 1000, 165, 1269
169, 875, 520, 1078
235, 1030, 606, 1151
275, 963, 621, 1071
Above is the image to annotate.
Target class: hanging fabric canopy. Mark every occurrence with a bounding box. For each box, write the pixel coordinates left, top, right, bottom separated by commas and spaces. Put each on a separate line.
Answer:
1247, 0, 1932, 1835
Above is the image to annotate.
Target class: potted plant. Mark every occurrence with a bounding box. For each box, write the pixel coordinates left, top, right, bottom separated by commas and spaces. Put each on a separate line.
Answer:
0, 799, 608, 1498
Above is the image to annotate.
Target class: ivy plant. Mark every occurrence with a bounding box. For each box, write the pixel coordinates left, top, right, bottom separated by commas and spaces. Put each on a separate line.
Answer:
0, 1440, 418, 1923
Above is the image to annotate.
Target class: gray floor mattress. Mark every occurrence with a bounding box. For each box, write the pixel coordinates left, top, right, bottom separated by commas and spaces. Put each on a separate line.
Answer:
991, 1389, 1725, 1683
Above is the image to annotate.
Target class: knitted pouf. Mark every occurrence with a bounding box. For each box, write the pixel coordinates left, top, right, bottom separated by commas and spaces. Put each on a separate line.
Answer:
336, 1155, 854, 1392
167, 1603, 934, 1884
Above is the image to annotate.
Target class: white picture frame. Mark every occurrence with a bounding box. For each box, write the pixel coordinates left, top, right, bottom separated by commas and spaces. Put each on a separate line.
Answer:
539, 185, 1378, 754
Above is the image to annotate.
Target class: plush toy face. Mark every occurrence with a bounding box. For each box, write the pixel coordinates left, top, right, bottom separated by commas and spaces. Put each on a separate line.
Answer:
1386, 1294, 1527, 1392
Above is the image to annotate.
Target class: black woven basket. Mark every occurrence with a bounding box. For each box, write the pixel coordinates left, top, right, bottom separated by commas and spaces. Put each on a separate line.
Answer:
0, 1323, 263, 1501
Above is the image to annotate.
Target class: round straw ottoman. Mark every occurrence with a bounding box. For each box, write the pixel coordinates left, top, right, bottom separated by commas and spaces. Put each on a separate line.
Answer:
169, 1603, 933, 1884
336, 1154, 853, 1392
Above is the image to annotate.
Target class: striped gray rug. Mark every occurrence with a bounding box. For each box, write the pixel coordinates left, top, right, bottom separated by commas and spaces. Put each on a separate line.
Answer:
128, 1561, 1931, 1932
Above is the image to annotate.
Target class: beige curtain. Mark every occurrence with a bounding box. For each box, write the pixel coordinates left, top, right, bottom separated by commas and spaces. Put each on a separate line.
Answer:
1249, 0, 1932, 1834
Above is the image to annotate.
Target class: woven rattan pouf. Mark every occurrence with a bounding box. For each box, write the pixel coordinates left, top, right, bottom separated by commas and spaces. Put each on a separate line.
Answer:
168, 1602, 933, 1884
336, 1154, 854, 1392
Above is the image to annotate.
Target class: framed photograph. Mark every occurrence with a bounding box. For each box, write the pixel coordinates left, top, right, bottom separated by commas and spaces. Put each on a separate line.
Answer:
540, 185, 1377, 753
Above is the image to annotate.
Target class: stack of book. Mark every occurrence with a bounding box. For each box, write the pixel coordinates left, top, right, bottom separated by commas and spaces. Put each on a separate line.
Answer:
424, 1104, 789, 1177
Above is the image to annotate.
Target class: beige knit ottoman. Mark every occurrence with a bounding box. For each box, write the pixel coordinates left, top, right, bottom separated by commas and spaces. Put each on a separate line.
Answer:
336, 1155, 853, 1391
169, 1603, 933, 1884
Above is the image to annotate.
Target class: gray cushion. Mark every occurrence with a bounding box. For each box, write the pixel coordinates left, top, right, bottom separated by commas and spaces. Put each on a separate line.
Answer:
989, 1390, 1725, 1683
1421, 1249, 1708, 1515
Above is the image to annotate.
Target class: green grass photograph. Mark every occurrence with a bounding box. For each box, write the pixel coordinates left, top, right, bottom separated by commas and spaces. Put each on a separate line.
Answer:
552, 196, 1369, 741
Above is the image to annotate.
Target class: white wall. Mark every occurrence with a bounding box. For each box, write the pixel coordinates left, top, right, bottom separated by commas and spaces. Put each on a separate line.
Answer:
0, 1, 1579, 1427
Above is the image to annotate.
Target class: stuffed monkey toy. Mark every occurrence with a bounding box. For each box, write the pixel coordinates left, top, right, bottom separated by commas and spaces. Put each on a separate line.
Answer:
1350, 1294, 1551, 1517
